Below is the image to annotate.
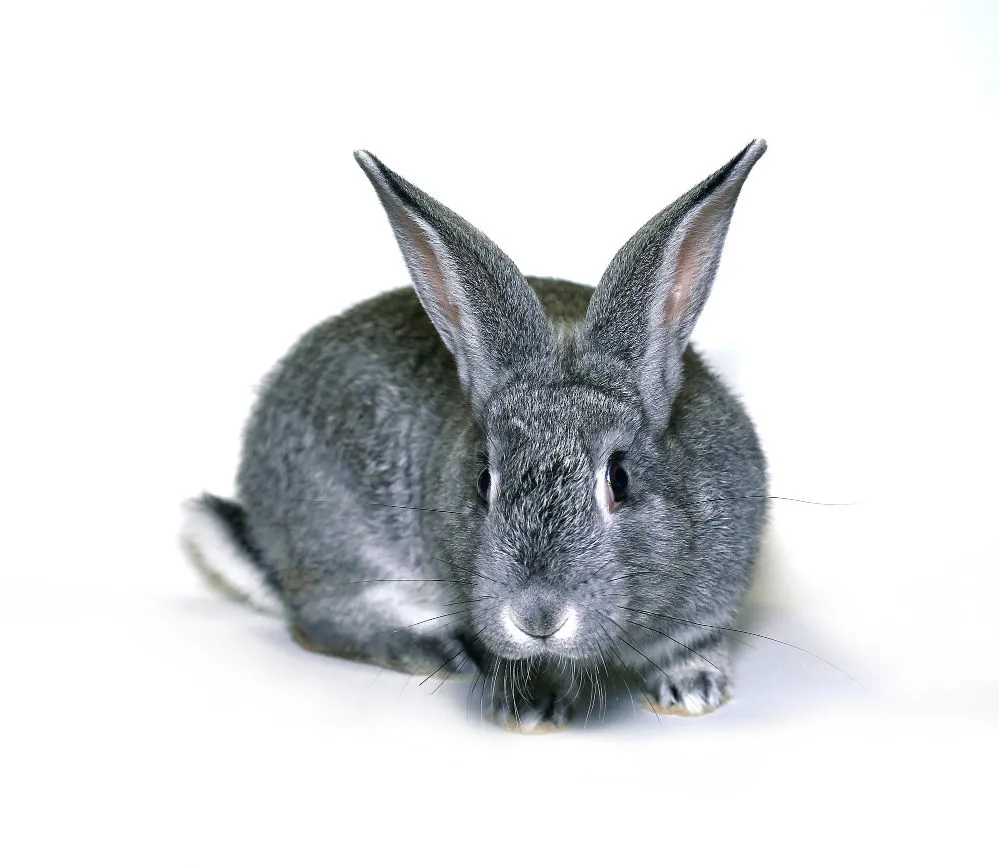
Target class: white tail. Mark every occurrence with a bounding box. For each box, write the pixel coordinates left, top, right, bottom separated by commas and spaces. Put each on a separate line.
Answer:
180, 498, 284, 615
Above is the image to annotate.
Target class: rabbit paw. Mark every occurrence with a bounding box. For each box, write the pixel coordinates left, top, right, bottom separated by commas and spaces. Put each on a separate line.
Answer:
644, 667, 730, 717
482, 686, 574, 734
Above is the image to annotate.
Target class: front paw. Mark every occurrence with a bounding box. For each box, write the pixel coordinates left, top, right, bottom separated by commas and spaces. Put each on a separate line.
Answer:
645, 667, 730, 717
482, 683, 574, 734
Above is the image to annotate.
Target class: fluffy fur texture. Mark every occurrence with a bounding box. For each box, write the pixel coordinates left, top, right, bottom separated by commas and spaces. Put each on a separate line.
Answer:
181, 495, 284, 615
184, 142, 769, 731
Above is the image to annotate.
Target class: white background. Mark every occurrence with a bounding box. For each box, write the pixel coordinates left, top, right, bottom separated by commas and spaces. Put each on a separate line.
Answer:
2, 1, 997, 863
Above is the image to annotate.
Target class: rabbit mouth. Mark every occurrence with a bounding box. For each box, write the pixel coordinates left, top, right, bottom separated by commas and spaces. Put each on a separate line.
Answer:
501, 604, 579, 645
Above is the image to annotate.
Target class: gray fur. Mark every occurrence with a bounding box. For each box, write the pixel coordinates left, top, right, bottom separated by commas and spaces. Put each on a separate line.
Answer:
195, 143, 768, 730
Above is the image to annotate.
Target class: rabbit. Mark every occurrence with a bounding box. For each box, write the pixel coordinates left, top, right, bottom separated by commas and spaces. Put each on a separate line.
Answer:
182, 140, 769, 731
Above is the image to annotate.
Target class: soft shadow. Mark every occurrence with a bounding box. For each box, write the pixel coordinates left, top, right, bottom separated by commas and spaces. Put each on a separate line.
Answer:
173, 523, 868, 735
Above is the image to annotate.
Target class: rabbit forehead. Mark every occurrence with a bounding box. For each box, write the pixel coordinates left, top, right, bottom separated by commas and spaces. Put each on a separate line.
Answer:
485, 382, 640, 453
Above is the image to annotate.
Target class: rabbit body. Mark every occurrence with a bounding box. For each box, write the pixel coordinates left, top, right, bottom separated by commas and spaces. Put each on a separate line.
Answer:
186, 143, 769, 729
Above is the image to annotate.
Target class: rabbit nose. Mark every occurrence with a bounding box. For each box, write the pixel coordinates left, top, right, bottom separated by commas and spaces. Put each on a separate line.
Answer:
509, 593, 573, 639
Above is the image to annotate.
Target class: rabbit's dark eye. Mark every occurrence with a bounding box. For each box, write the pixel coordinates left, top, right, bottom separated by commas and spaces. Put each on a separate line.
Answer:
606, 456, 629, 508
477, 468, 491, 502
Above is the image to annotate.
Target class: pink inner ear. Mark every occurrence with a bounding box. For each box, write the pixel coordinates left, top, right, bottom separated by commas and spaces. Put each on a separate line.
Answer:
395, 203, 462, 332
664, 192, 730, 326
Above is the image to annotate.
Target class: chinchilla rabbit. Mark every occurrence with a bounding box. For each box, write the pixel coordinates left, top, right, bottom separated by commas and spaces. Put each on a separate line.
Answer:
183, 141, 769, 731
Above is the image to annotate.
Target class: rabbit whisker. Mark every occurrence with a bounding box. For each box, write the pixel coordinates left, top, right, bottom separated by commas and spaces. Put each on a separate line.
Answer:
619, 605, 862, 687
620, 615, 722, 674
602, 614, 677, 691
430, 652, 467, 694
419, 645, 468, 686
443, 595, 494, 606
367, 501, 466, 516
467, 669, 483, 722
671, 494, 858, 509
343, 578, 468, 585
566, 659, 584, 706
488, 657, 502, 722
593, 620, 660, 723
583, 668, 597, 730
390, 610, 465, 635
277, 496, 465, 518
431, 555, 504, 588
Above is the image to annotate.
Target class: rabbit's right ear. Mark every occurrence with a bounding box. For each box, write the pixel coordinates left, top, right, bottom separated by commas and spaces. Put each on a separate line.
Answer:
355, 152, 555, 417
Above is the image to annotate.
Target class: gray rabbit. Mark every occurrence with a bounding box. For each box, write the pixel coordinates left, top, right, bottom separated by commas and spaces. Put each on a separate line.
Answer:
183, 141, 769, 731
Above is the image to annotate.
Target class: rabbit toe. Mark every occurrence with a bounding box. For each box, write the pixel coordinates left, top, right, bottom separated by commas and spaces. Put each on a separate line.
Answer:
645, 667, 730, 717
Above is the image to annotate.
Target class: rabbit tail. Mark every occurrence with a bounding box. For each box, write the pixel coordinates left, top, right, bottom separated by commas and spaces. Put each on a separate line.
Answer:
181, 493, 284, 615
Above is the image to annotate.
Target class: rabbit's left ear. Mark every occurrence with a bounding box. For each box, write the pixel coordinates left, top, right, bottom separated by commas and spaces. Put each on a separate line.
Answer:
582, 140, 766, 428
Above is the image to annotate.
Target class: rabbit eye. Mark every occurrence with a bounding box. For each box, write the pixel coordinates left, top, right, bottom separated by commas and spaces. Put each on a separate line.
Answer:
606, 455, 629, 509
477, 468, 491, 502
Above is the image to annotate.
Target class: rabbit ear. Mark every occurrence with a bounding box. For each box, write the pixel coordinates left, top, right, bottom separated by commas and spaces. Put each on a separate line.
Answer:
355, 151, 555, 416
582, 140, 767, 428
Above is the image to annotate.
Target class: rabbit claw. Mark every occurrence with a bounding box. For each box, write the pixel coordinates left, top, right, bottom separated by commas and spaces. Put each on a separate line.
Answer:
644, 667, 730, 717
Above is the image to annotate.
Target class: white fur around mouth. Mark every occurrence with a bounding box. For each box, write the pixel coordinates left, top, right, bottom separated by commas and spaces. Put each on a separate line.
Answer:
551, 607, 578, 641
502, 605, 579, 644
502, 605, 533, 645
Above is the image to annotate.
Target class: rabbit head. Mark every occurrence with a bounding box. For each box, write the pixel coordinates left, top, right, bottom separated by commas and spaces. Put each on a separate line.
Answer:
356, 142, 766, 665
